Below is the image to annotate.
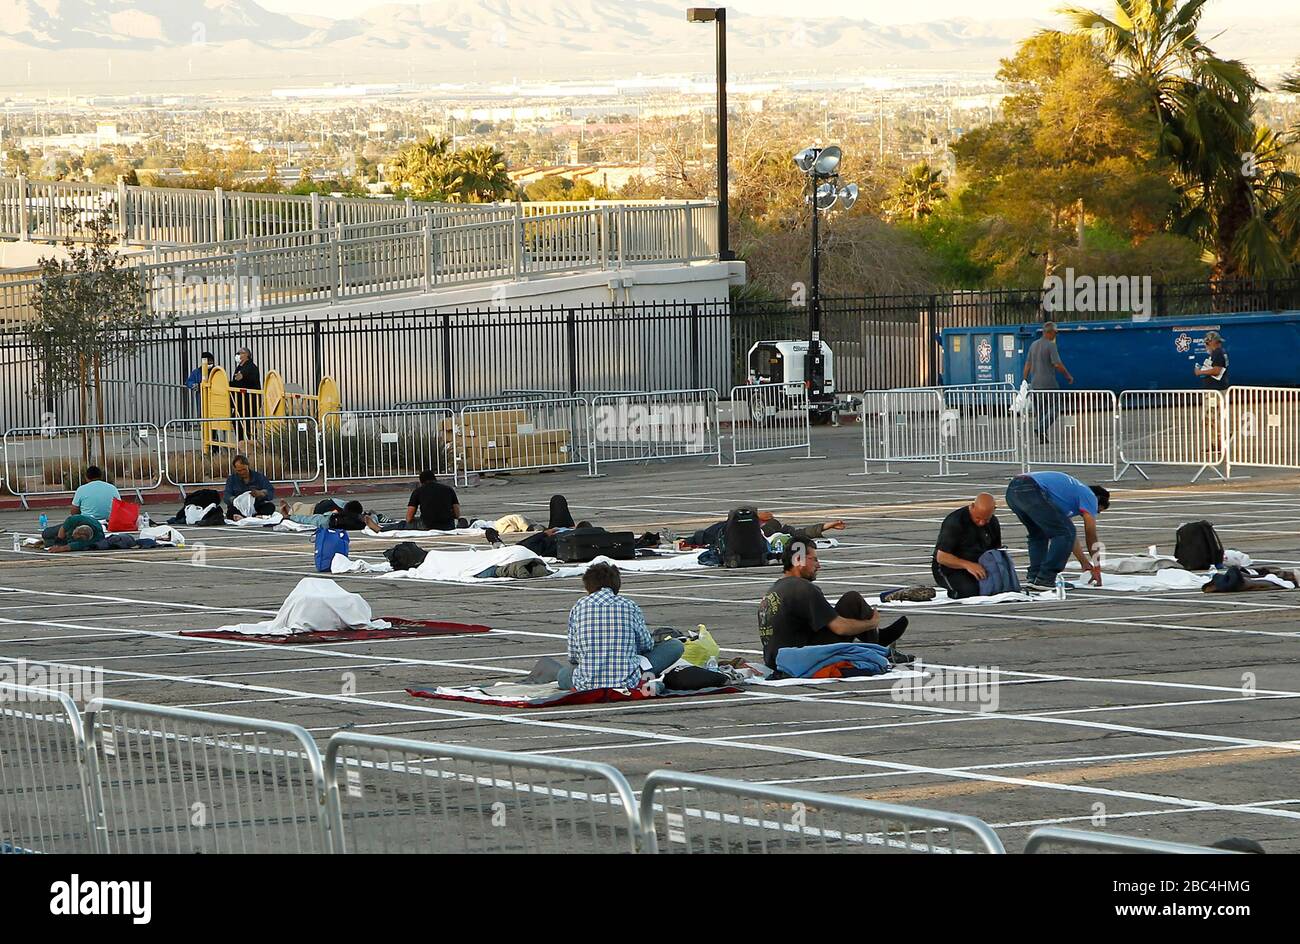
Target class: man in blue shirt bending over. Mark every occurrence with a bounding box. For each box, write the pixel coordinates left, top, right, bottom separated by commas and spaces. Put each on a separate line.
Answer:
223, 454, 276, 520
1005, 471, 1109, 591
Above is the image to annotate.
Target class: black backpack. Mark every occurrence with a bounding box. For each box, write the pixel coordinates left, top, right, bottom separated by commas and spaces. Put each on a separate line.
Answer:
1175, 521, 1224, 570
384, 542, 428, 571
718, 506, 768, 568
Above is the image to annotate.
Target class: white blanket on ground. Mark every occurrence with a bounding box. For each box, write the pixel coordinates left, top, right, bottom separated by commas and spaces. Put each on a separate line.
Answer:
365, 527, 486, 539
551, 551, 708, 578
329, 553, 393, 574
216, 577, 390, 635
232, 512, 284, 528
383, 545, 544, 583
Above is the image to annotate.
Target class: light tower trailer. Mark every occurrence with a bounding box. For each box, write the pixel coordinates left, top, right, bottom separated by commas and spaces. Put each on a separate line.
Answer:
746, 339, 861, 423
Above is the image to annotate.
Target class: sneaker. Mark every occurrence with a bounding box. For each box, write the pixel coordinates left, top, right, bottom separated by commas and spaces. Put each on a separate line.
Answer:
1024, 581, 1055, 593
887, 644, 916, 665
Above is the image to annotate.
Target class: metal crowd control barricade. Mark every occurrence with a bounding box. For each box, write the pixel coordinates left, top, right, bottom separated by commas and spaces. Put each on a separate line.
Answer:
0, 682, 102, 854
939, 383, 1022, 470
1021, 389, 1120, 480
1, 422, 163, 509
589, 388, 720, 475
1024, 826, 1230, 854
639, 771, 1005, 854
1117, 390, 1226, 482
726, 382, 814, 466
454, 397, 591, 484
85, 699, 332, 854
1225, 385, 1300, 478
324, 734, 641, 854
322, 408, 456, 487
875, 387, 946, 474
162, 415, 322, 493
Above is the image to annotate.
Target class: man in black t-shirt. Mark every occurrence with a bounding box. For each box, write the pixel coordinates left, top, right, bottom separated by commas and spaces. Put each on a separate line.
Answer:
757, 538, 909, 669
932, 493, 1003, 599
406, 469, 461, 531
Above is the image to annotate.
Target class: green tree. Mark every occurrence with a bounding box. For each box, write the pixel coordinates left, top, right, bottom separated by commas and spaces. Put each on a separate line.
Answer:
885, 162, 947, 221
1060, 0, 1293, 278
387, 137, 515, 203
24, 210, 171, 462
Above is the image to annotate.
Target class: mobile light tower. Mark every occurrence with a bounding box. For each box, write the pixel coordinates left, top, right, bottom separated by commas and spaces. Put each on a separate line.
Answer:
793, 145, 857, 411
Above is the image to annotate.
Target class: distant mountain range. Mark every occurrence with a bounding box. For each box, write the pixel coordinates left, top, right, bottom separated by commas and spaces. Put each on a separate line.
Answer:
0, 0, 1295, 91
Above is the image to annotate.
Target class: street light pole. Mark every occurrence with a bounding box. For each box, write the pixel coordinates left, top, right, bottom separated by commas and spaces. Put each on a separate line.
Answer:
687, 7, 732, 261
809, 174, 823, 400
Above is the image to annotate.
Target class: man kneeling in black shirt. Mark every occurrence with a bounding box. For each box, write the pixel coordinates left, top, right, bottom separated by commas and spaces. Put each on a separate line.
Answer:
758, 538, 909, 670
932, 493, 1002, 599
406, 469, 462, 531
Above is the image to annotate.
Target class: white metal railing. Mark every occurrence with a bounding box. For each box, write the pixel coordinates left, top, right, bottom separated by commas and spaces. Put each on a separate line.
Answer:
640, 771, 1005, 854
160, 415, 322, 492
1, 423, 163, 509
1021, 389, 1120, 479
1224, 385, 1300, 477
86, 699, 332, 854
727, 382, 813, 465
322, 408, 455, 487
1023, 826, 1231, 854
1, 177, 718, 327
1117, 389, 1226, 482
589, 388, 720, 475
454, 398, 589, 484
325, 734, 641, 854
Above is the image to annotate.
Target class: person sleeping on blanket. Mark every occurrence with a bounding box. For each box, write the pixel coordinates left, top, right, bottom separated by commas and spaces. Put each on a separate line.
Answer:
686, 512, 846, 549
35, 514, 105, 553
280, 500, 380, 532
758, 537, 911, 670
558, 562, 685, 691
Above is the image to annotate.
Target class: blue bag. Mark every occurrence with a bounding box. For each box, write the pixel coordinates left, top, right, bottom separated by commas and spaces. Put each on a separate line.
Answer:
314, 527, 350, 572
977, 548, 1021, 596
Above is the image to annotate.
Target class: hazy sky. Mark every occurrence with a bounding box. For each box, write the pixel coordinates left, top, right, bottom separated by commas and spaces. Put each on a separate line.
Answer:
256, 0, 1297, 25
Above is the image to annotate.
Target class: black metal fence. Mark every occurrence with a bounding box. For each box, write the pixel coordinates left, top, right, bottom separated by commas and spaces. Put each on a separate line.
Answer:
3, 277, 1297, 431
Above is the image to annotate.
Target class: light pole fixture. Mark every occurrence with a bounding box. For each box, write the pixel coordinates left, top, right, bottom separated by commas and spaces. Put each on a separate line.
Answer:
794, 144, 858, 404
687, 7, 733, 261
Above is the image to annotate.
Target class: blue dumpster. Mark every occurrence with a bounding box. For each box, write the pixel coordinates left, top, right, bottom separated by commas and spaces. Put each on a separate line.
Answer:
941, 311, 1300, 391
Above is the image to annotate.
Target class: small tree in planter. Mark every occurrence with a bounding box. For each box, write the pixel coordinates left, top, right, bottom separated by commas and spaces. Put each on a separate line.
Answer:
22, 207, 173, 471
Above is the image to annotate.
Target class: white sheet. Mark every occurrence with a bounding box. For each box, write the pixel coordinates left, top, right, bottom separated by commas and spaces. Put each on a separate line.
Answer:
231, 512, 284, 528
383, 544, 544, 583
216, 577, 390, 635
329, 553, 393, 574
551, 551, 707, 578
184, 504, 218, 525
364, 527, 486, 539
232, 491, 257, 518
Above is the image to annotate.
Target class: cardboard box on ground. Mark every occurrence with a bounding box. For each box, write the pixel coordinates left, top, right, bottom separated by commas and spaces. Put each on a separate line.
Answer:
440, 411, 572, 471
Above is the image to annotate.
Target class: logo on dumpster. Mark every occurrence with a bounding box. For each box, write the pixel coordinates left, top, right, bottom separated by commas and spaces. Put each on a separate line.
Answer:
1174, 333, 1192, 353
977, 339, 993, 364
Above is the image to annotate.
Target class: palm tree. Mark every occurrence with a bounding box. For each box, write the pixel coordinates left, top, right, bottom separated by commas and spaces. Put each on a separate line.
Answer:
386, 136, 454, 198
886, 162, 947, 222
1059, 0, 1291, 278
443, 145, 513, 204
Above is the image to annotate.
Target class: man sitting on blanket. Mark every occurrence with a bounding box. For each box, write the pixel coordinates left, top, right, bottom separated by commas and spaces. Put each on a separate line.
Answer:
224, 454, 276, 520
758, 538, 910, 670
558, 562, 685, 691
932, 493, 1004, 599
35, 514, 105, 553
405, 469, 464, 531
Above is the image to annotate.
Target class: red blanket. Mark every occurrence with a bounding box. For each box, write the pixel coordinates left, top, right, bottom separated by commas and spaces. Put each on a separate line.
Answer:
406, 683, 741, 708
180, 617, 490, 644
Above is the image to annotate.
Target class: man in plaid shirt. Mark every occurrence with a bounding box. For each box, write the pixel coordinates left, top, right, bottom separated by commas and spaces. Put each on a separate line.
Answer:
559, 563, 685, 690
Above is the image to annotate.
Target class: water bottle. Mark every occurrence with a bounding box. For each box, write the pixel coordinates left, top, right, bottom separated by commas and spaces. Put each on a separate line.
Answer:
1055, 573, 1067, 600
11, 533, 19, 552
38, 513, 48, 531
139, 510, 150, 530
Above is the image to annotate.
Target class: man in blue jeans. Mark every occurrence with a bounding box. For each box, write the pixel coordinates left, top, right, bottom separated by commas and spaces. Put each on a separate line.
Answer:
1005, 471, 1109, 591
559, 562, 684, 690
